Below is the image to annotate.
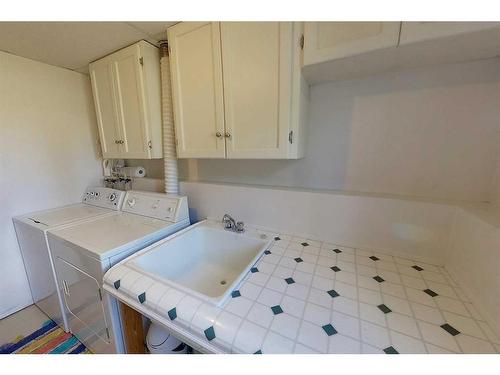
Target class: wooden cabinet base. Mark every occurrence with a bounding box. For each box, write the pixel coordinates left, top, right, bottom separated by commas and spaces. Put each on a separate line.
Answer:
120, 302, 146, 354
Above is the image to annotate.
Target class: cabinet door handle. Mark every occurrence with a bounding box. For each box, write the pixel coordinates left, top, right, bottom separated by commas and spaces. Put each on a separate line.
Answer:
215, 132, 222, 138
224, 132, 231, 139
114, 140, 120, 144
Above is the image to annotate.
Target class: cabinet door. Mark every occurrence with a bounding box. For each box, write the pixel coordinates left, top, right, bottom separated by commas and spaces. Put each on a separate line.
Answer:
89, 60, 122, 158
168, 22, 226, 158
303, 22, 400, 65
399, 22, 500, 45
111, 44, 151, 159
221, 22, 292, 159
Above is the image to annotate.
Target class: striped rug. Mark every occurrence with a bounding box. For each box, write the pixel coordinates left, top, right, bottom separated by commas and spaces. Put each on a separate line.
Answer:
0, 319, 90, 354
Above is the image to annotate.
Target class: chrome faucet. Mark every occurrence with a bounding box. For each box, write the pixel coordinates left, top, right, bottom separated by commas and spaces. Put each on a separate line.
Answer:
222, 214, 245, 233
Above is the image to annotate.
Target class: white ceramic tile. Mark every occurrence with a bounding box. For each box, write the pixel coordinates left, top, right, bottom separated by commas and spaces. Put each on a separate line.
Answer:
477, 321, 500, 345
280, 295, 306, 318
263, 253, 281, 265
308, 287, 333, 308
360, 302, 387, 327
144, 283, 170, 310
400, 275, 427, 289
246, 303, 274, 328
358, 288, 383, 305
294, 343, 320, 353
190, 303, 220, 330
314, 265, 335, 279
331, 311, 360, 339
225, 297, 253, 318
301, 253, 319, 264
311, 275, 334, 291
376, 261, 399, 272
418, 263, 442, 274
317, 255, 335, 266
386, 313, 421, 338
382, 294, 413, 316
405, 287, 437, 307
337, 253, 355, 263
278, 256, 297, 269
328, 334, 362, 353
397, 264, 423, 278
119, 270, 143, 294
389, 331, 427, 354
214, 311, 242, 345
296, 321, 329, 352
421, 271, 448, 284
334, 281, 358, 300
362, 343, 382, 353
435, 296, 470, 316
411, 303, 445, 325
394, 257, 415, 266
335, 270, 358, 285
425, 281, 459, 299
129, 276, 155, 298
442, 311, 486, 339
247, 272, 270, 286
266, 276, 287, 293
272, 265, 293, 279
425, 343, 455, 354
380, 282, 406, 298
356, 256, 374, 266
239, 282, 262, 300
456, 334, 497, 353
270, 313, 301, 340
232, 322, 267, 352
295, 261, 316, 274
286, 283, 310, 300
417, 320, 460, 352
257, 261, 276, 275
360, 320, 391, 349
333, 296, 359, 317
156, 288, 185, 314
293, 270, 313, 286
262, 331, 295, 354
357, 265, 377, 277
303, 303, 331, 325
302, 245, 321, 255
358, 275, 382, 291
378, 270, 402, 284
464, 302, 484, 321
256, 288, 282, 307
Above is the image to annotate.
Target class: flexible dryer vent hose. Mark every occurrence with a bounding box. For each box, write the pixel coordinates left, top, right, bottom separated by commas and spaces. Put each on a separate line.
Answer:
159, 41, 179, 195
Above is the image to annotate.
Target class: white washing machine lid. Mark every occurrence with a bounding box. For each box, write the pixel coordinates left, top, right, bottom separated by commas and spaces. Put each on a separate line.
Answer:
48, 212, 180, 260
18, 204, 113, 227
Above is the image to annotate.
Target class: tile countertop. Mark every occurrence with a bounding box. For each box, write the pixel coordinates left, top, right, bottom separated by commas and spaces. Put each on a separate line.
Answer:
103, 220, 500, 354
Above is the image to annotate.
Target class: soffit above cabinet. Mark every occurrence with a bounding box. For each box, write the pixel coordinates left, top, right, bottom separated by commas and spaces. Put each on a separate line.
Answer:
0, 22, 178, 73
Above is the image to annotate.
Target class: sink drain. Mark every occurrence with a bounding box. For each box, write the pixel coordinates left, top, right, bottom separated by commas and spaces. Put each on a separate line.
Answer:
220, 280, 227, 285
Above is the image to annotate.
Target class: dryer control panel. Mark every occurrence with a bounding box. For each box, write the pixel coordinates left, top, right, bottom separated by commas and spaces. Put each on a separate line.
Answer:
122, 191, 189, 223
83, 187, 125, 210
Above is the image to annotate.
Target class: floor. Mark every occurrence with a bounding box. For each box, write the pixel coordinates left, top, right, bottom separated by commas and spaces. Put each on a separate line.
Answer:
0, 304, 48, 344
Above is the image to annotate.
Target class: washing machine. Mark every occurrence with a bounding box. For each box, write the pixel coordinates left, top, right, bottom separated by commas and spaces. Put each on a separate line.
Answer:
13, 187, 126, 331
46, 190, 190, 354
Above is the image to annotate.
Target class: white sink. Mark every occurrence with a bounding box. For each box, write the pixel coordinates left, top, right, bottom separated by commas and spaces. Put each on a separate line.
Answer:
129, 220, 271, 306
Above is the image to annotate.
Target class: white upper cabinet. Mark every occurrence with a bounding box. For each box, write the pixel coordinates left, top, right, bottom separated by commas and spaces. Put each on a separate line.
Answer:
168, 22, 308, 159
399, 22, 500, 45
89, 41, 162, 159
168, 22, 225, 158
303, 22, 401, 66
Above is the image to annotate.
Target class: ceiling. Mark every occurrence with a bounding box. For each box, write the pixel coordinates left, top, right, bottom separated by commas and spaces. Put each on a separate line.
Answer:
0, 22, 178, 73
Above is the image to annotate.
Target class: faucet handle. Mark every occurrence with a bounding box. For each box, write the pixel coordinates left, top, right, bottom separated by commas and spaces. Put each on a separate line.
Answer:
235, 221, 245, 233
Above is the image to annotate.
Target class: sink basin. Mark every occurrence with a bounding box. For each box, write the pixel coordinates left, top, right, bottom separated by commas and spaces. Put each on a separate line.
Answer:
129, 220, 271, 306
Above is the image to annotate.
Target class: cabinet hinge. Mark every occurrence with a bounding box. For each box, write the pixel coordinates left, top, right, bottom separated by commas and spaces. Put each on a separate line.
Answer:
139, 57, 144, 66
289, 131, 294, 144
147, 140, 152, 149
98, 289, 103, 301
299, 34, 304, 50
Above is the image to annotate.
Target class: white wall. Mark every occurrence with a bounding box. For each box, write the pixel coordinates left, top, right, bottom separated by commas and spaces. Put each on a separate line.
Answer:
184, 58, 500, 203
0, 51, 102, 318
180, 181, 457, 265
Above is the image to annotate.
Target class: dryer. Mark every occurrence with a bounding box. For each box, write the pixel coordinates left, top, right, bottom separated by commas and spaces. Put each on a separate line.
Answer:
13, 187, 125, 331
46, 190, 190, 353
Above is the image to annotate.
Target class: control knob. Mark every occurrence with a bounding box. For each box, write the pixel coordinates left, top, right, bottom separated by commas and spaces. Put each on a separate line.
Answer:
108, 193, 116, 202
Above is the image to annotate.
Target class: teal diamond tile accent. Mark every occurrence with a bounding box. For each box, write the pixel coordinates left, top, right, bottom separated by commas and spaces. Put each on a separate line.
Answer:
113, 280, 121, 289
274, 236, 281, 241
330, 266, 341, 272
168, 308, 177, 320
383, 346, 399, 354
251, 267, 259, 273
333, 249, 342, 253
264, 250, 271, 255
231, 290, 241, 298
271, 305, 283, 315
327, 289, 339, 298
254, 350, 262, 354
204, 326, 216, 341
301, 242, 309, 247
294, 257, 303, 263
285, 277, 295, 284
322, 324, 338, 336
138, 292, 146, 304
